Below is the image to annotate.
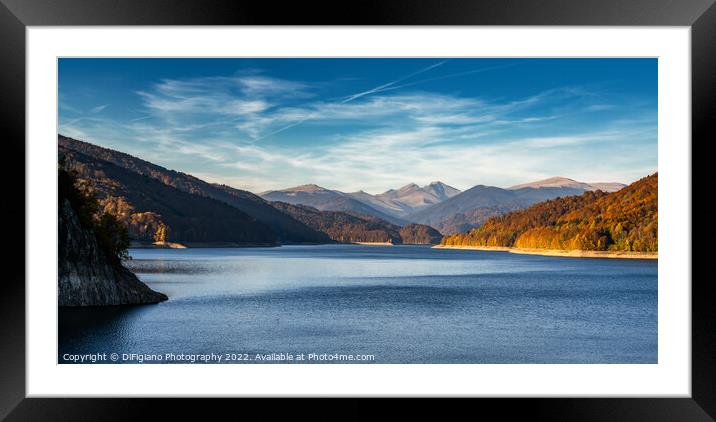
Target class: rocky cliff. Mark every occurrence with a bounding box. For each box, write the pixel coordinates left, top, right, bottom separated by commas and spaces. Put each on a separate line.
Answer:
59, 198, 167, 306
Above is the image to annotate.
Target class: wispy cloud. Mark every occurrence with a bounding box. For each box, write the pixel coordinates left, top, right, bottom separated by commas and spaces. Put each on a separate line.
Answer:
251, 61, 450, 141
204, 118, 655, 193
59, 60, 657, 193
90, 104, 108, 113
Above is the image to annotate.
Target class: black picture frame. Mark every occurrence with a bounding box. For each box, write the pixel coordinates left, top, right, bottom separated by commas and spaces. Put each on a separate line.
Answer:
0, 0, 710, 419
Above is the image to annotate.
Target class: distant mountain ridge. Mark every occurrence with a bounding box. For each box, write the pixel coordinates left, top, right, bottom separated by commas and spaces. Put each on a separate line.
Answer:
262, 175, 626, 236
262, 181, 461, 223
509, 176, 626, 192
260, 184, 407, 225
350, 181, 461, 218
404, 184, 590, 234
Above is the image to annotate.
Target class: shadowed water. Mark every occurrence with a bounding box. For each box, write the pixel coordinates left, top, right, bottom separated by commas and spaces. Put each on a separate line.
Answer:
59, 245, 657, 363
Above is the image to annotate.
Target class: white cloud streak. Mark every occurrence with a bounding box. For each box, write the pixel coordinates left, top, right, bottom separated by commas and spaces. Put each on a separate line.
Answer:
60, 65, 657, 194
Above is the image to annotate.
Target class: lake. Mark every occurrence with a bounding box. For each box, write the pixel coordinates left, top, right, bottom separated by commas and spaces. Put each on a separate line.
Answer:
59, 245, 657, 364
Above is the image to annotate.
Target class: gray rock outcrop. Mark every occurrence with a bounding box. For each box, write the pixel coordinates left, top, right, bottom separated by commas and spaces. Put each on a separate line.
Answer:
58, 199, 167, 306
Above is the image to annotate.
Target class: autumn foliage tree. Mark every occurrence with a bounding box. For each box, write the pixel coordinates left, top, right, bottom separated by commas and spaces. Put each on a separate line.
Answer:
153, 222, 169, 243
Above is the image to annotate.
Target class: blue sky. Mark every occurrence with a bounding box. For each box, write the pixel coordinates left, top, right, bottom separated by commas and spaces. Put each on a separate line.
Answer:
59, 58, 657, 193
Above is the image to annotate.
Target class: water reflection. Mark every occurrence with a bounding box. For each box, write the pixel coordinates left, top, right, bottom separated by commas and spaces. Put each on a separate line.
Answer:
59, 245, 657, 364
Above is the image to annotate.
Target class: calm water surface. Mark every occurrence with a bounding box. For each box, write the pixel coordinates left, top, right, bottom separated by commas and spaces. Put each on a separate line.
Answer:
59, 245, 657, 363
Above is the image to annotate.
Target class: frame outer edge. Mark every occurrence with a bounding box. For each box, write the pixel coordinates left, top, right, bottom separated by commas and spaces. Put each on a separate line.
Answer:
0, 0, 715, 25
691, 0, 716, 419
1, 0, 711, 419
0, 1, 27, 421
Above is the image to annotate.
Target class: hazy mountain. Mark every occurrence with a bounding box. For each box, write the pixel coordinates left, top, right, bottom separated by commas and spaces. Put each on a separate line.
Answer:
509, 186, 587, 203
374, 182, 461, 215
260, 184, 406, 225
406, 185, 517, 232
423, 206, 516, 235
443, 173, 657, 252
59, 135, 328, 243
587, 182, 629, 192
345, 181, 460, 219
509, 176, 626, 192
423, 181, 462, 200
347, 190, 407, 216
407, 176, 626, 234
262, 181, 460, 223
406, 184, 588, 234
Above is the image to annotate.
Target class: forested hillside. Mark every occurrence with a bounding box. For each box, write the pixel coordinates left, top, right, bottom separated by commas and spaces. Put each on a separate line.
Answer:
399, 224, 443, 244
271, 202, 401, 243
442, 173, 657, 252
60, 148, 278, 245
59, 135, 327, 243
271, 202, 441, 244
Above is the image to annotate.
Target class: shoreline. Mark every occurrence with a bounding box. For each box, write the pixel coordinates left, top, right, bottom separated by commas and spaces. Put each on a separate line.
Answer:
129, 241, 279, 249
432, 245, 657, 260
352, 241, 394, 246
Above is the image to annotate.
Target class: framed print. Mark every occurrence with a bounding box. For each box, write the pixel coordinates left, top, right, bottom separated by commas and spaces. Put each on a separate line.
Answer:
1, 0, 712, 420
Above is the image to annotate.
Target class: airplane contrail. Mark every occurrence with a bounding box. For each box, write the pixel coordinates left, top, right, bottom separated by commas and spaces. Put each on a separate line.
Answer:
340, 60, 448, 103
252, 115, 315, 140
252, 60, 448, 141
359, 62, 520, 96
253, 60, 515, 141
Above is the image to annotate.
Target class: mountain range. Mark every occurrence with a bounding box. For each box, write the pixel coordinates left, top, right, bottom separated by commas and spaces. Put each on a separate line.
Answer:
264, 177, 626, 235
260, 184, 407, 225
406, 184, 599, 234
350, 182, 461, 217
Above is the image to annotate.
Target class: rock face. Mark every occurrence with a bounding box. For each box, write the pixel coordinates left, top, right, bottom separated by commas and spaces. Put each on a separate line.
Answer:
59, 199, 167, 306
